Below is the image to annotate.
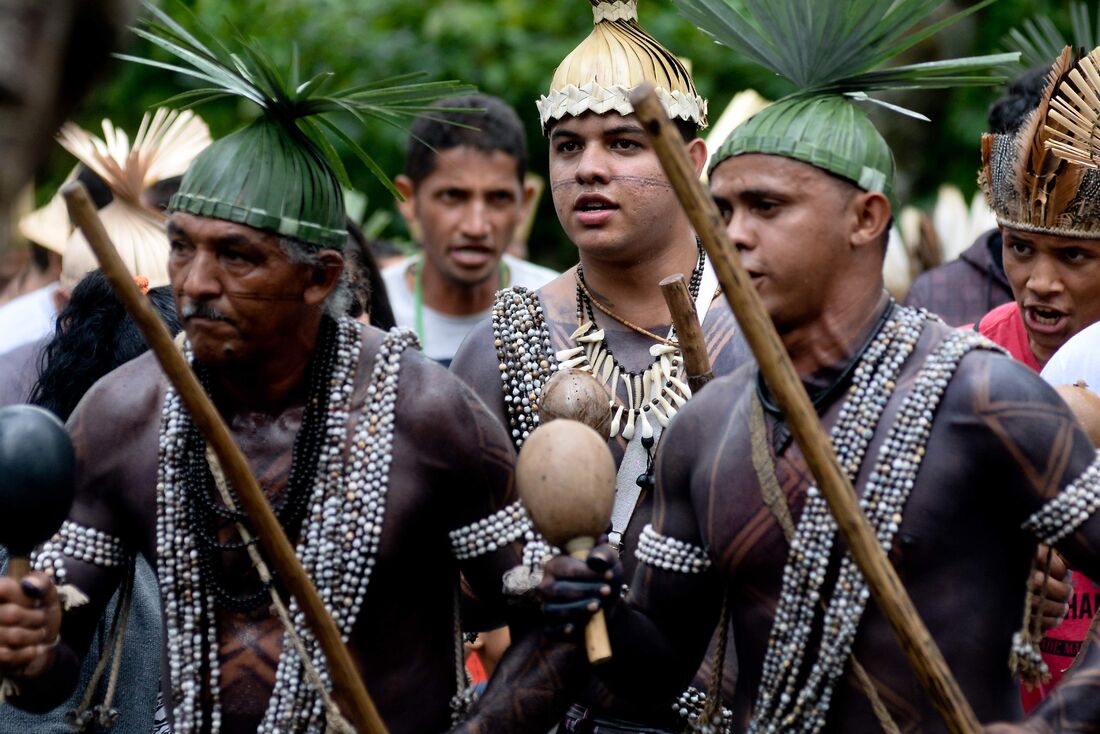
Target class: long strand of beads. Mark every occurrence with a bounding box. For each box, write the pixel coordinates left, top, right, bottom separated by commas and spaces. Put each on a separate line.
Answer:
750, 310, 900, 727
783, 330, 992, 732
761, 309, 920, 731
750, 306, 923, 733
265, 319, 363, 730
492, 287, 556, 450
156, 386, 201, 731
259, 327, 414, 733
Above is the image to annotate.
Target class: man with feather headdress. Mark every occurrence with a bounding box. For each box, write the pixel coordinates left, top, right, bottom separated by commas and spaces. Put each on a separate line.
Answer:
978, 46, 1100, 373
0, 9, 536, 734
540, 2, 1100, 733
976, 42, 1100, 716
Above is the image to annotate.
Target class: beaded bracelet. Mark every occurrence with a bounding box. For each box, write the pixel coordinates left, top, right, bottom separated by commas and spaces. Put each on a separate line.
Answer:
449, 501, 533, 561
33, 520, 128, 583
1023, 453, 1100, 545
635, 524, 711, 574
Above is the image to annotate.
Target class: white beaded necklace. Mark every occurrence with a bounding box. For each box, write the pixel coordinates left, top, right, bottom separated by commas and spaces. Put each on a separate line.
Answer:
156, 320, 417, 733
749, 308, 998, 733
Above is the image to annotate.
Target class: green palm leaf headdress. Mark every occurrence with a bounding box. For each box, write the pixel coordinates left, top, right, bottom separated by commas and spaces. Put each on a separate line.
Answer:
678, 0, 1017, 206
119, 3, 474, 250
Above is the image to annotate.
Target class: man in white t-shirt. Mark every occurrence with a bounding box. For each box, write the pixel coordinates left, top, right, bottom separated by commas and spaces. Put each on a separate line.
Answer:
383, 94, 556, 366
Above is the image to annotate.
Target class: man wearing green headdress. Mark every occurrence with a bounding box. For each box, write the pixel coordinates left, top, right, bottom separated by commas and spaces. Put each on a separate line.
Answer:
538, 2, 1100, 733
0, 11, 536, 734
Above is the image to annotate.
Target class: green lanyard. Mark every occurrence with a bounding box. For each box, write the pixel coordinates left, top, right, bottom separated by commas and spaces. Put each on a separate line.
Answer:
412, 256, 510, 349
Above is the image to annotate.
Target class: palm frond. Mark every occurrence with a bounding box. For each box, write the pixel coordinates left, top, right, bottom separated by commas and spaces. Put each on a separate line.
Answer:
674, 0, 1013, 115
1074, 1, 1100, 50
1002, 2, 1098, 73
119, 0, 475, 190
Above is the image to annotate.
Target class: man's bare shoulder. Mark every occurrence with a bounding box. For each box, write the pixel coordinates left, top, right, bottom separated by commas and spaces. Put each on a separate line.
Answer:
534, 267, 580, 324
657, 362, 756, 487
69, 351, 166, 433
934, 322, 1060, 412
449, 318, 497, 389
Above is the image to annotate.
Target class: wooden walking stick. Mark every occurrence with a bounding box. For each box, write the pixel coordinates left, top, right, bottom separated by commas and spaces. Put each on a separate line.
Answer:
629, 84, 982, 734
659, 273, 713, 394
61, 182, 388, 734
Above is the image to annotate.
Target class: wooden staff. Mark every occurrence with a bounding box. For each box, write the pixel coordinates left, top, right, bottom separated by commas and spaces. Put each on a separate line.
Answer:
629, 84, 982, 734
659, 273, 713, 394
61, 182, 388, 734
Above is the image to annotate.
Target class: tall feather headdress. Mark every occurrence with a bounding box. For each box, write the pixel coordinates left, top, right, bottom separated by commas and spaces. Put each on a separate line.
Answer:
980, 46, 1100, 238
57, 108, 212, 290
120, 3, 473, 250
676, 0, 1015, 206
537, 0, 708, 134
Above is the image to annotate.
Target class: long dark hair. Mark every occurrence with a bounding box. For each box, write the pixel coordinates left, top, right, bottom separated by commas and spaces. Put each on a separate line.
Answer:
345, 218, 396, 330
30, 270, 180, 420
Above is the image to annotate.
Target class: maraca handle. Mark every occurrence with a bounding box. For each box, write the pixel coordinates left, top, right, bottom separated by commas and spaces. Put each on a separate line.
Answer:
586, 608, 612, 665
569, 548, 613, 664
7, 557, 30, 581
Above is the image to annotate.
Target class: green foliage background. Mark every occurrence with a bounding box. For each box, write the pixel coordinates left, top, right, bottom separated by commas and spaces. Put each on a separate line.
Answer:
45, 0, 1070, 268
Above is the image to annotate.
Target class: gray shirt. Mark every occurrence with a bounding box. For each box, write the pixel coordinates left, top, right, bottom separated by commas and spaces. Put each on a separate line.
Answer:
0, 548, 163, 732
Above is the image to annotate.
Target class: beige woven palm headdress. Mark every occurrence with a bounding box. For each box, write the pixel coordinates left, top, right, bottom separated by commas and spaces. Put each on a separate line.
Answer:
536, 0, 708, 133
980, 46, 1100, 239
56, 108, 211, 289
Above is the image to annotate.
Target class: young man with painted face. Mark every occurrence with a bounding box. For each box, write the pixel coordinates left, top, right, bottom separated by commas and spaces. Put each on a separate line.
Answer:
978, 59, 1100, 373
451, 1, 750, 730
0, 24, 532, 734
384, 94, 556, 366
538, 4, 1100, 734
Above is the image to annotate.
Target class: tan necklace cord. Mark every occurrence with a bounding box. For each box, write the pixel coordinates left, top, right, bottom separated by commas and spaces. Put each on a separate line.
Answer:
574, 269, 679, 347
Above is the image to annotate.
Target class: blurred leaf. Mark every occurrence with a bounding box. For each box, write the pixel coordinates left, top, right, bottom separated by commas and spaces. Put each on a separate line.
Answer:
36, 0, 1071, 265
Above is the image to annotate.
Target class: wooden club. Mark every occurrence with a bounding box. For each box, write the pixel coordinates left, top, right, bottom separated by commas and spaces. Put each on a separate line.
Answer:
659, 273, 713, 395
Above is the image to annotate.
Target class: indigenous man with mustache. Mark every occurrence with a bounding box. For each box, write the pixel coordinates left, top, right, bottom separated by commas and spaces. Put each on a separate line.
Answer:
537, 4, 1100, 734
450, 1, 749, 731
0, 18, 534, 734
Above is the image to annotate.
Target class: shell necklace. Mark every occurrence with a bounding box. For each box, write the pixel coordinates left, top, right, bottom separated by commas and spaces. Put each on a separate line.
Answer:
563, 245, 705, 441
